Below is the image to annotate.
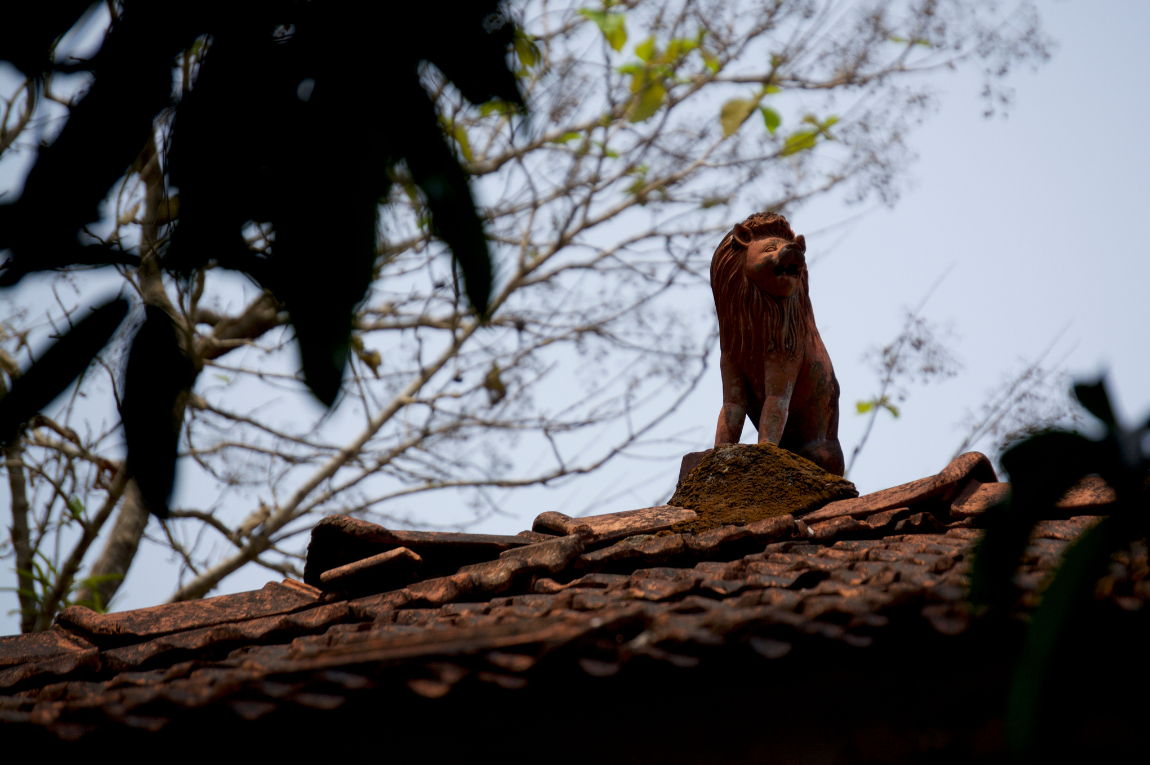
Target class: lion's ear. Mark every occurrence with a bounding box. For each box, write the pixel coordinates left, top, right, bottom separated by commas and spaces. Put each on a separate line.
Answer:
794, 234, 806, 251
732, 223, 753, 248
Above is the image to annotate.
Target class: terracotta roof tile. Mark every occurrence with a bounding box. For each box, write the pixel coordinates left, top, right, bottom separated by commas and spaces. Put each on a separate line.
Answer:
54, 581, 319, 643
802, 451, 997, 523
0, 451, 1138, 755
531, 505, 696, 542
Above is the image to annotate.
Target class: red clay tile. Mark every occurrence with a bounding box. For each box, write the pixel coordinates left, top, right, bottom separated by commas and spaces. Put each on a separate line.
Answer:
0, 626, 95, 669
498, 534, 585, 573
1032, 517, 1102, 541
531, 505, 697, 544
0, 644, 101, 691
951, 480, 1011, 518
405, 574, 474, 608
98, 602, 351, 672
55, 581, 319, 643
347, 588, 413, 621
802, 452, 997, 523
1055, 476, 1116, 510
304, 515, 534, 586
893, 512, 949, 535
580, 533, 687, 571
319, 546, 422, 592
808, 515, 868, 542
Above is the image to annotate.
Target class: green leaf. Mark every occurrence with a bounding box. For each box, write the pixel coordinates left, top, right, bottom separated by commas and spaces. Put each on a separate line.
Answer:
635, 36, 656, 63
513, 30, 540, 69
438, 116, 473, 162
617, 62, 646, 79
66, 496, 85, 520
624, 164, 649, 197
479, 99, 517, 117
700, 49, 720, 73
720, 98, 757, 137
580, 9, 627, 52
780, 129, 818, 156
549, 132, 582, 144
452, 125, 473, 162
760, 106, 781, 135
882, 401, 900, 418
802, 113, 839, 138
594, 141, 620, 158
665, 37, 699, 61
856, 400, 874, 414
630, 81, 665, 123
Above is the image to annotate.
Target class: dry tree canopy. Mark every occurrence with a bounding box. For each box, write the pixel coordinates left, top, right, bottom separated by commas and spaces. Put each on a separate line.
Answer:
0, 0, 1049, 630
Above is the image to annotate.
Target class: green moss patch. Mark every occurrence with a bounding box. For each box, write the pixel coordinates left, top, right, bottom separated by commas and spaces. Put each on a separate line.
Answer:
668, 442, 857, 534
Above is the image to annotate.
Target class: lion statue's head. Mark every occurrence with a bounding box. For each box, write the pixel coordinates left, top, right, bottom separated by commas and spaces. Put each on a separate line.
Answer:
711, 211, 815, 363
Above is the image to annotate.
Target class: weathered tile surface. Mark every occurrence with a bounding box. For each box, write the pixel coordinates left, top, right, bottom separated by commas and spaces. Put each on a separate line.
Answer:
531, 505, 697, 543
0, 450, 1135, 749
803, 452, 997, 522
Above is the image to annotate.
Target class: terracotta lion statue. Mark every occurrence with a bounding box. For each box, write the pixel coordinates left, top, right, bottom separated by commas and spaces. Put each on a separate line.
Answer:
711, 211, 844, 475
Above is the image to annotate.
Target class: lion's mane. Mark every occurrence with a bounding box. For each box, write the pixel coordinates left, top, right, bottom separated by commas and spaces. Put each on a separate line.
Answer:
711, 211, 815, 365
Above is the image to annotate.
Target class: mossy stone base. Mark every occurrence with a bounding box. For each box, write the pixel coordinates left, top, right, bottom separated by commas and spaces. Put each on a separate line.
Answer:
669, 442, 857, 534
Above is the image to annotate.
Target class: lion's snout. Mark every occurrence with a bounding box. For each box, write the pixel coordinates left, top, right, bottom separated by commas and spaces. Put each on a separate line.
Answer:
772, 244, 805, 277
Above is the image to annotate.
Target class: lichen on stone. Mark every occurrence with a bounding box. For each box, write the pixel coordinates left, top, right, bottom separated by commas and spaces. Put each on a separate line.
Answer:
669, 442, 857, 534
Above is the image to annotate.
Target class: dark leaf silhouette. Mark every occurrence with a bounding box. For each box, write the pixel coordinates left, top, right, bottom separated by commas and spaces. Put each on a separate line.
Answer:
1073, 378, 1117, 430
0, 298, 129, 445
0, 4, 523, 488
968, 430, 1096, 609
121, 306, 196, 519
969, 377, 1149, 756
0, 6, 184, 284
0, 1, 98, 76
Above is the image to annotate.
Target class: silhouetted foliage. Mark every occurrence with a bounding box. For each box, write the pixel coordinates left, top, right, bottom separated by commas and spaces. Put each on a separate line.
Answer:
0, 298, 128, 445
970, 378, 1150, 755
0, 2, 523, 516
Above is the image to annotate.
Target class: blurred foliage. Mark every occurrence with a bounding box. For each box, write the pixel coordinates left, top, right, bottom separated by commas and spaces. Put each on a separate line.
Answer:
970, 378, 1149, 756
0, 2, 523, 517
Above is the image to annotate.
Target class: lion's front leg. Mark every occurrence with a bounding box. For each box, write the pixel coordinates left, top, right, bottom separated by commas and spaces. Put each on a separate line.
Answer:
756, 364, 795, 445
715, 353, 748, 445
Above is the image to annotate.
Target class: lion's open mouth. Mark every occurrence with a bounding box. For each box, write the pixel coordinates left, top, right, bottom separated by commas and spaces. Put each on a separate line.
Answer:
774, 263, 801, 277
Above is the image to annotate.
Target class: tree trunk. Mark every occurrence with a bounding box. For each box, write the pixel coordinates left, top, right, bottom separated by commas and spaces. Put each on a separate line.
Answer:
70, 481, 149, 611
5, 440, 35, 633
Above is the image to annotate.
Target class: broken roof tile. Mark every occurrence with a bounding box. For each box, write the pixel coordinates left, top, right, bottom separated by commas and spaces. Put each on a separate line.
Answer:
802, 452, 997, 523
531, 505, 697, 544
319, 546, 422, 594
303, 515, 533, 586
